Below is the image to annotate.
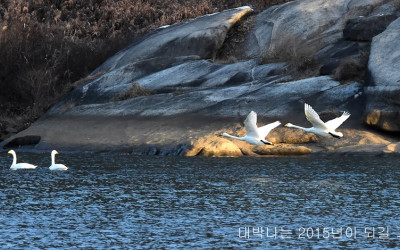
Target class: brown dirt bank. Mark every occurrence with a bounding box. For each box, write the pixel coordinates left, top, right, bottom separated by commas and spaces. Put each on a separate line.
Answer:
1, 115, 399, 156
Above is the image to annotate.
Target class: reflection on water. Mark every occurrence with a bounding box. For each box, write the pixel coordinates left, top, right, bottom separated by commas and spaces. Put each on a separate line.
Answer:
0, 152, 400, 248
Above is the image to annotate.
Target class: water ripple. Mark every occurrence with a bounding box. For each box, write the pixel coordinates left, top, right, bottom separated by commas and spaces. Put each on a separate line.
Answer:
0, 153, 400, 248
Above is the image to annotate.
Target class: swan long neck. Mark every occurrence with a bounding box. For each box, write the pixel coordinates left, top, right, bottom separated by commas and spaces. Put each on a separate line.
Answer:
289, 124, 311, 132
51, 152, 56, 165
11, 152, 16, 165
223, 133, 245, 141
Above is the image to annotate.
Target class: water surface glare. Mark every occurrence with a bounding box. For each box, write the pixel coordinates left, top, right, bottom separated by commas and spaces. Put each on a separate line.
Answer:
1, 153, 400, 248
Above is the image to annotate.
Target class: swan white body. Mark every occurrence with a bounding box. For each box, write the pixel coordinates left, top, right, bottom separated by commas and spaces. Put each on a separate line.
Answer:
49, 150, 68, 171
8, 150, 37, 170
285, 103, 350, 138
223, 111, 281, 145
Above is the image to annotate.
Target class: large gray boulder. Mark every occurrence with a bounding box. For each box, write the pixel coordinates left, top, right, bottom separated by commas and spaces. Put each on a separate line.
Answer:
92, 7, 252, 73
47, 59, 287, 115
245, 0, 390, 60
365, 17, 400, 132
200, 76, 361, 119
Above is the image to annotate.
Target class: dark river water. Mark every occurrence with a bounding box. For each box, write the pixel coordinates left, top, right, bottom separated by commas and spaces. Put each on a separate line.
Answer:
1, 152, 400, 248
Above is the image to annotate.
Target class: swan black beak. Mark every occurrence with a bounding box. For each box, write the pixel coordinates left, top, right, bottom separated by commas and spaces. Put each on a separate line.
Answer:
261, 140, 273, 145
329, 132, 341, 139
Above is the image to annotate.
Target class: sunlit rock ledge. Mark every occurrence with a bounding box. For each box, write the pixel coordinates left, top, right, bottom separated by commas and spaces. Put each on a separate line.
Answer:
1, 1, 400, 156
186, 127, 399, 157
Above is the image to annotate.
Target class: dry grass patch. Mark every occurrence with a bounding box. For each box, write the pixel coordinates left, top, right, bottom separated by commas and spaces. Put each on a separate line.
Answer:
333, 58, 366, 83
214, 13, 255, 63
112, 83, 155, 101
261, 40, 323, 80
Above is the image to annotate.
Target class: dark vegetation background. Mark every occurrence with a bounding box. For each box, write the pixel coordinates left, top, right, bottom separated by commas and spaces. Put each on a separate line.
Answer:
0, 0, 289, 140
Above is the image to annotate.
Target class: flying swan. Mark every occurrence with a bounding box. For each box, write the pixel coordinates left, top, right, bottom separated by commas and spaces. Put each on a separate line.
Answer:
285, 103, 350, 138
49, 150, 68, 171
8, 149, 37, 170
223, 111, 281, 145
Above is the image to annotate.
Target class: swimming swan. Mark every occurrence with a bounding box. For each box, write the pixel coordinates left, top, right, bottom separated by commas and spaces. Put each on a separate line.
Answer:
285, 103, 350, 138
49, 150, 68, 171
8, 150, 37, 170
223, 111, 281, 145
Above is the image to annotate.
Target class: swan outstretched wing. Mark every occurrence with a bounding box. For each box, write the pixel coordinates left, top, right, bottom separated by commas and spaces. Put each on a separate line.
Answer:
258, 121, 281, 138
325, 111, 350, 130
244, 111, 259, 138
304, 103, 327, 129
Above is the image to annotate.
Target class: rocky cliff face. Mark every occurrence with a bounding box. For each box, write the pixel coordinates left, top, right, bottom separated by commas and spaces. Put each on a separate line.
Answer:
2, 1, 400, 155
365, 16, 400, 131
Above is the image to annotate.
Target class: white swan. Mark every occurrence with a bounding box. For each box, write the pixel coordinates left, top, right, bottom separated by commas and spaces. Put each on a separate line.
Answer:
49, 150, 68, 171
223, 111, 281, 145
8, 150, 37, 170
285, 103, 350, 138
